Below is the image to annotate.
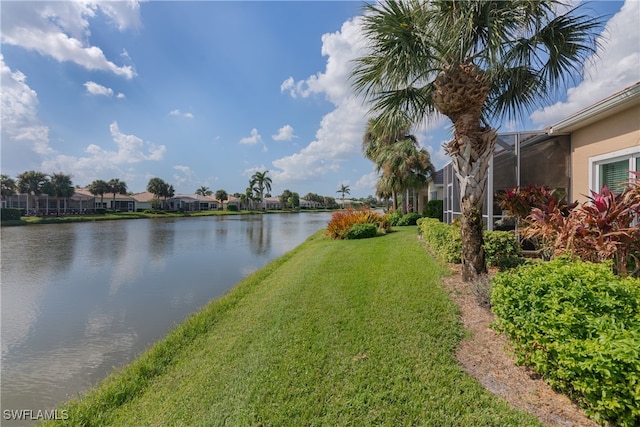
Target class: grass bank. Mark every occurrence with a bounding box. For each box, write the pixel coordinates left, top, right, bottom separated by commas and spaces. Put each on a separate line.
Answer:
48, 228, 540, 426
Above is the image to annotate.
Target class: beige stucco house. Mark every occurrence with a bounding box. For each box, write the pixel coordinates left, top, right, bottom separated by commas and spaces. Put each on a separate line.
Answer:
549, 81, 640, 203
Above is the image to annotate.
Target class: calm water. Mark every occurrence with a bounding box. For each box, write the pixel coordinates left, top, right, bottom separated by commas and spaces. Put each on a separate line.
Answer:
1, 212, 331, 421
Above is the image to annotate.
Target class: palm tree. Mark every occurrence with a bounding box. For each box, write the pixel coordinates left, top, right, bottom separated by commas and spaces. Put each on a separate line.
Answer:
88, 179, 110, 209
17, 170, 48, 212
215, 189, 228, 210
147, 177, 167, 209
375, 138, 434, 214
336, 184, 350, 207
195, 186, 212, 197
108, 178, 128, 211
46, 173, 75, 215
352, 0, 601, 281
250, 170, 272, 210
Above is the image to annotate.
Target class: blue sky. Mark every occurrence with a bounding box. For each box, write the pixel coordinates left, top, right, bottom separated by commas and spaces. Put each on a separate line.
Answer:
1, 1, 638, 198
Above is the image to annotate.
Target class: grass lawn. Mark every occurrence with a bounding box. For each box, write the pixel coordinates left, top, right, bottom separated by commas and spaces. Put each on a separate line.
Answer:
50, 228, 541, 426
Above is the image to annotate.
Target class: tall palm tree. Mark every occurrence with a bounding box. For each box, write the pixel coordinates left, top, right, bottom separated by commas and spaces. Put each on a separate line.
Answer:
108, 178, 128, 211
17, 170, 48, 212
250, 170, 272, 210
352, 0, 601, 281
336, 184, 350, 207
46, 172, 75, 215
88, 179, 110, 209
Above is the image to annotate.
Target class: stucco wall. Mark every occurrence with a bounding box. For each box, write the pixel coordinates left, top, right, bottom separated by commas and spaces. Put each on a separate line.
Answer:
571, 104, 640, 203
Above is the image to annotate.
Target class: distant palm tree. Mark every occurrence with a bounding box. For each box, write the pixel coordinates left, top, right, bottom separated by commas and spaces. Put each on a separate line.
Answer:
336, 184, 350, 207
352, 0, 601, 281
108, 178, 128, 211
88, 179, 109, 209
46, 172, 75, 215
195, 186, 212, 197
250, 170, 272, 210
215, 189, 228, 210
17, 170, 48, 212
147, 177, 167, 209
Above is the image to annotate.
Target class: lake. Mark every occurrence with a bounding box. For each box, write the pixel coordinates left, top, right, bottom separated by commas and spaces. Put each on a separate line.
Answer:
1, 212, 332, 421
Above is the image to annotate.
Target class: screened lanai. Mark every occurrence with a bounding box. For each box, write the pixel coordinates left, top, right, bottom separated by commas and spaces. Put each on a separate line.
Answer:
442, 131, 571, 230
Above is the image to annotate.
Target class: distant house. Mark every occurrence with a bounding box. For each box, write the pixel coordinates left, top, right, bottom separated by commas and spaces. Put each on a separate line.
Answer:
430, 82, 640, 229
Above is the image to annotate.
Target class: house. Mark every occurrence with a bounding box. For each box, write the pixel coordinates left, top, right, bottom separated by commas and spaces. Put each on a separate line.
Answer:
435, 82, 640, 229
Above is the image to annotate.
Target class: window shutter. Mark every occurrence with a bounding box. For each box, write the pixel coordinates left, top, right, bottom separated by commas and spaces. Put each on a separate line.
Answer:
600, 160, 629, 193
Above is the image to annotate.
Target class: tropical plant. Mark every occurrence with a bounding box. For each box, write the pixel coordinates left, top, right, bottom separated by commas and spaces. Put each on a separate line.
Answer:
523, 184, 640, 276
336, 184, 350, 207
17, 170, 48, 212
215, 189, 228, 210
195, 186, 212, 197
326, 207, 391, 240
147, 177, 168, 209
45, 172, 75, 214
88, 179, 110, 209
351, 0, 602, 281
108, 178, 127, 211
250, 170, 272, 210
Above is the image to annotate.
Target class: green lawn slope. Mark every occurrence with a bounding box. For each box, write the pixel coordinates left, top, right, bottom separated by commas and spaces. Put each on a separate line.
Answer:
48, 228, 541, 426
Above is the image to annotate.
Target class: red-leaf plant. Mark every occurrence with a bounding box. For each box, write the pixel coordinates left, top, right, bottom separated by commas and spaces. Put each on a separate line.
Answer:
523, 175, 640, 276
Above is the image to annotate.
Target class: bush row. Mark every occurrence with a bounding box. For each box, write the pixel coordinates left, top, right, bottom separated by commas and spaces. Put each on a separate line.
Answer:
491, 257, 640, 426
417, 218, 523, 269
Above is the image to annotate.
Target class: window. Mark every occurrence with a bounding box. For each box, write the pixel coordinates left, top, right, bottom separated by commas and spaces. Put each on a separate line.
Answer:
590, 147, 640, 195
600, 159, 629, 193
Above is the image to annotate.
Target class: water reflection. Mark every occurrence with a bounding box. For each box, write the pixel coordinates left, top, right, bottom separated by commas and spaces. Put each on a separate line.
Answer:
1, 212, 331, 422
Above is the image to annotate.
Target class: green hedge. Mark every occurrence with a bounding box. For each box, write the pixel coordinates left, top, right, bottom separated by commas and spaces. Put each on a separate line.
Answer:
1, 208, 23, 221
491, 258, 640, 426
417, 218, 461, 263
397, 212, 422, 226
344, 223, 378, 240
417, 219, 522, 268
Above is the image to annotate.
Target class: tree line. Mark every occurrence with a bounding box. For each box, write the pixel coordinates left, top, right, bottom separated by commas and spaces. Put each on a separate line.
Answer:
0, 169, 361, 213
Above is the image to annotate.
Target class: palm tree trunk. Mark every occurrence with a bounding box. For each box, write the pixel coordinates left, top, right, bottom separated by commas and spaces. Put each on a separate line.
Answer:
447, 124, 497, 282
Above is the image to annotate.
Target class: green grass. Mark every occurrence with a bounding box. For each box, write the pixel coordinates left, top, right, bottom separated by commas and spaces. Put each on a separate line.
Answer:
48, 228, 541, 426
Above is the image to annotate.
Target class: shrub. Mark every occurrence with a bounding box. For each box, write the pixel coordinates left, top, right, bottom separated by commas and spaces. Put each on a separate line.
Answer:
417, 217, 461, 263
483, 230, 524, 270
226, 204, 238, 212
491, 257, 640, 426
388, 211, 403, 226
423, 200, 443, 221
397, 212, 422, 226
344, 223, 378, 240
1, 208, 24, 221
326, 208, 390, 240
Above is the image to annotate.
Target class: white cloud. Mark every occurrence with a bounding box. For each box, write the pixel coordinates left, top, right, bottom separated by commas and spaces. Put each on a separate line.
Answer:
84, 81, 113, 96
39, 121, 166, 185
531, 0, 640, 127
172, 165, 193, 188
239, 128, 262, 145
0, 1, 138, 79
354, 171, 379, 194
272, 17, 369, 185
0, 54, 52, 160
169, 109, 194, 119
272, 125, 296, 141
